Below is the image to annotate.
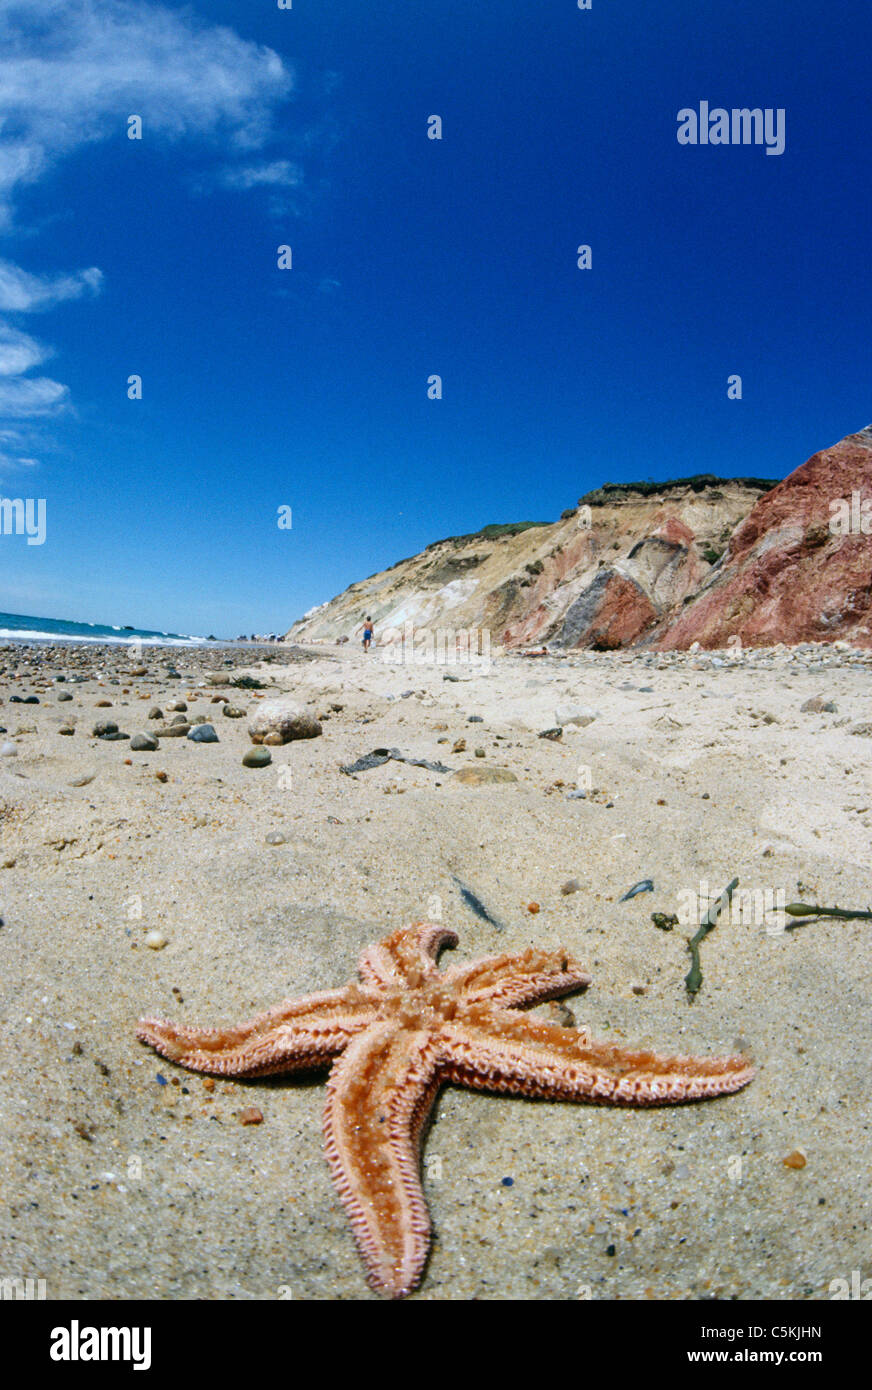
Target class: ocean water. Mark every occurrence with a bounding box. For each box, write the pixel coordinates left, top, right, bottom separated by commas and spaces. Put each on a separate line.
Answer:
0, 610, 212, 647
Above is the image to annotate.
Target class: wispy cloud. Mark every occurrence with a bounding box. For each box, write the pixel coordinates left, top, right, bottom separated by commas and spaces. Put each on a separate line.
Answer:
0, 0, 294, 226
221, 160, 302, 190
0, 261, 103, 313
0, 0, 295, 427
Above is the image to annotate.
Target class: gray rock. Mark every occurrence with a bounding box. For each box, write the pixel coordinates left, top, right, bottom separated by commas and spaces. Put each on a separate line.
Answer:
539, 727, 563, 741
187, 724, 218, 743
801, 696, 837, 713
155, 723, 190, 738
148, 706, 163, 720
57, 692, 74, 702
1, 741, 17, 756
222, 705, 246, 718
243, 746, 272, 768
92, 720, 118, 737
130, 733, 158, 751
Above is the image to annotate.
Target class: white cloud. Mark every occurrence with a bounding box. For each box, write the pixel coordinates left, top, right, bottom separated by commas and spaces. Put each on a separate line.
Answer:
0, 261, 103, 312
0, 375, 68, 417
221, 160, 301, 190
0, 322, 49, 374
0, 0, 293, 223
0, 0, 295, 422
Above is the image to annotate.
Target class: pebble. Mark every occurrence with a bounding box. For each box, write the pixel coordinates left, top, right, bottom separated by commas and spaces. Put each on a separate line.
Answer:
57, 692, 74, 702
783, 1150, 807, 1170
166, 700, 188, 713
800, 696, 836, 713
156, 724, 190, 737
239, 1106, 263, 1126
148, 707, 164, 719
130, 733, 158, 752
265, 831, 287, 845
1, 742, 17, 756
92, 720, 118, 737
474, 747, 486, 758
187, 724, 218, 743
263, 732, 284, 746
58, 726, 75, 736
539, 727, 563, 740
243, 747, 272, 768
560, 879, 581, 895
222, 705, 246, 718
155, 771, 168, 782
144, 931, 167, 950
129, 666, 148, 677
452, 738, 467, 753
69, 772, 96, 787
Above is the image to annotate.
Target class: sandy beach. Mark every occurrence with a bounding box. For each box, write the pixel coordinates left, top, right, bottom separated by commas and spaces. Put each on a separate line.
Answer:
1, 638, 870, 1300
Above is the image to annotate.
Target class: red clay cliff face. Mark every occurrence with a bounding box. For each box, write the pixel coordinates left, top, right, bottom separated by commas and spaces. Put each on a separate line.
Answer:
658, 428, 872, 650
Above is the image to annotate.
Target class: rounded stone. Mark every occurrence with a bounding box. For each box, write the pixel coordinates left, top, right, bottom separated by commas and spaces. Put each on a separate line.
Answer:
243, 746, 272, 768
187, 724, 219, 743
130, 733, 159, 752
92, 720, 118, 737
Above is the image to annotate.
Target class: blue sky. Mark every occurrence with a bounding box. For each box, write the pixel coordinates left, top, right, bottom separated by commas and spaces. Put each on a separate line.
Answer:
0, 0, 870, 636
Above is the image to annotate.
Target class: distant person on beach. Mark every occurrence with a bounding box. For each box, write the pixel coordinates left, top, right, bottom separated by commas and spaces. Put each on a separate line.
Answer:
356, 616, 374, 651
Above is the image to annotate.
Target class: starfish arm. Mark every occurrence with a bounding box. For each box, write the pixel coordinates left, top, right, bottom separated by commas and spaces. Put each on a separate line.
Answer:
442, 945, 591, 1009
323, 1022, 442, 1298
357, 921, 458, 991
136, 983, 377, 1077
441, 1012, 755, 1104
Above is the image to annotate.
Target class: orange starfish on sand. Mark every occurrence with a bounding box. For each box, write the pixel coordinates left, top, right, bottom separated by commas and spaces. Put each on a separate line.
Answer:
136, 922, 754, 1297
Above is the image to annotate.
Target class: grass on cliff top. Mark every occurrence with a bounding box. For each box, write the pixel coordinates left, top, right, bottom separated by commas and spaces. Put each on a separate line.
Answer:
580, 473, 779, 503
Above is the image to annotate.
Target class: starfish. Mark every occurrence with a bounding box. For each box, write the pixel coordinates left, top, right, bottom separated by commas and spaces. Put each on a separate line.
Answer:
136, 922, 754, 1298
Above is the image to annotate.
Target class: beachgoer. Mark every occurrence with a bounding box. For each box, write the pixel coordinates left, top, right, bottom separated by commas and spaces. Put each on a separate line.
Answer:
358, 617, 374, 651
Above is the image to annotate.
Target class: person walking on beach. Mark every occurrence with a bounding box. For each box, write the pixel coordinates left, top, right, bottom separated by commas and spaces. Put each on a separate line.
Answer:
356, 616, 374, 651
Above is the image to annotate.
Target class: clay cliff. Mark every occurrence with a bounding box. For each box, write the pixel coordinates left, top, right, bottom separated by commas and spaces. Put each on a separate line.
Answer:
285, 426, 872, 652
654, 426, 872, 649
286, 476, 775, 650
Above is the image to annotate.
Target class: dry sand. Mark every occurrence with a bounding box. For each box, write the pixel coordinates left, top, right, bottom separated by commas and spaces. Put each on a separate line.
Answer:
1, 639, 870, 1300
